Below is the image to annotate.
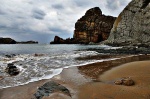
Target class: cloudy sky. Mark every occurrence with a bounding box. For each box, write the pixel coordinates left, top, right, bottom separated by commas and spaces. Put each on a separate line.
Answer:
0, 0, 131, 43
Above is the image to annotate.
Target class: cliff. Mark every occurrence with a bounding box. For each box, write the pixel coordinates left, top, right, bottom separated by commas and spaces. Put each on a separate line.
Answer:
74, 7, 116, 43
105, 0, 150, 46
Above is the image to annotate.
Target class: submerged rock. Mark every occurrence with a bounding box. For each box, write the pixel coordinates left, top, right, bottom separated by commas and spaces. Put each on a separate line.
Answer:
5, 54, 16, 58
5, 63, 20, 76
114, 77, 135, 86
33, 81, 71, 99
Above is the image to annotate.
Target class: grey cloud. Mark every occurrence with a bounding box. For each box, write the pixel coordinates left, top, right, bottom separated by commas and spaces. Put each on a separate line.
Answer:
52, 4, 64, 9
32, 9, 46, 20
106, 0, 119, 10
74, 1, 90, 7
0, 9, 5, 15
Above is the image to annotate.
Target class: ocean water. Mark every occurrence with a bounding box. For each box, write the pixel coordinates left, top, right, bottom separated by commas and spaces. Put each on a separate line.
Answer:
0, 44, 118, 89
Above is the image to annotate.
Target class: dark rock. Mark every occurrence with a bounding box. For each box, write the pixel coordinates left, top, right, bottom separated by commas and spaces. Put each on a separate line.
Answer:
74, 7, 116, 44
50, 36, 79, 44
33, 81, 71, 99
34, 53, 45, 57
0, 37, 16, 44
5, 63, 20, 76
114, 77, 135, 86
5, 54, 16, 58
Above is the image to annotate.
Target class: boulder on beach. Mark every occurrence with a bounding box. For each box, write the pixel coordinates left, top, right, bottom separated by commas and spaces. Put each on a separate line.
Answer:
33, 81, 71, 99
114, 77, 135, 86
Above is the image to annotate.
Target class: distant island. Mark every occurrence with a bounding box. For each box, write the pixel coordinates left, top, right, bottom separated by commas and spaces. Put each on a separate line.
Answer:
0, 37, 38, 44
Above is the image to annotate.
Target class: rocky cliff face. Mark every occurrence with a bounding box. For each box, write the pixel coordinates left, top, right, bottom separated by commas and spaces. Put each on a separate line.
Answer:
74, 7, 116, 43
106, 0, 150, 46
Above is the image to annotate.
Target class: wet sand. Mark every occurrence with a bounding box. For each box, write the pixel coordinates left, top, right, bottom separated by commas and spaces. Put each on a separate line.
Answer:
0, 54, 150, 99
79, 61, 150, 99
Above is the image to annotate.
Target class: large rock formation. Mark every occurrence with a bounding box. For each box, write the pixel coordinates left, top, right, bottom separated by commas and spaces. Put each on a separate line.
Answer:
0, 38, 16, 44
74, 7, 116, 44
50, 7, 116, 44
106, 0, 150, 46
50, 36, 78, 44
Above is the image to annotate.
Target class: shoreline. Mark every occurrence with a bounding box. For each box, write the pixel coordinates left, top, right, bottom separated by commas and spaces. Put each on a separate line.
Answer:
0, 54, 150, 99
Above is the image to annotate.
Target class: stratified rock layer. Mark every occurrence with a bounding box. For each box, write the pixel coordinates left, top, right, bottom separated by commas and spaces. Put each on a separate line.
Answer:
106, 0, 150, 45
74, 7, 116, 43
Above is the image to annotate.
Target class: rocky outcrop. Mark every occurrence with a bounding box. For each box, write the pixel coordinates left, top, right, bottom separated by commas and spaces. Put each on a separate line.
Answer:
0, 38, 16, 44
74, 7, 116, 44
50, 36, 78, 44
105, 0, 150, 46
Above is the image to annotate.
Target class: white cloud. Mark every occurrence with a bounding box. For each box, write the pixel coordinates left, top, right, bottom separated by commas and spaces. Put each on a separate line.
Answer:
0, 0, 132, 43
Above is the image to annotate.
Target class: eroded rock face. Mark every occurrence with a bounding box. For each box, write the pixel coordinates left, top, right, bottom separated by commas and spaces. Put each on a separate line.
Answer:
106, 0, 150, 45
74, 7, 116, 43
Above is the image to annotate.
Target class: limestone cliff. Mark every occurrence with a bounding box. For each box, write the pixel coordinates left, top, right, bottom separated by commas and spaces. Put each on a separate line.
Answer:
106, 0, 150, 45
74, 7, 116, 43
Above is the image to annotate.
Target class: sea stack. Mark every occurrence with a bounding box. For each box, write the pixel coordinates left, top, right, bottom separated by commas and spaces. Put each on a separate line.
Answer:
74, 7, 116, 44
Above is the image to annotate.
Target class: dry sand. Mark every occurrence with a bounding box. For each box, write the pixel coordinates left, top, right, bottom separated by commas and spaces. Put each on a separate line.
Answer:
0, 54, 150, 99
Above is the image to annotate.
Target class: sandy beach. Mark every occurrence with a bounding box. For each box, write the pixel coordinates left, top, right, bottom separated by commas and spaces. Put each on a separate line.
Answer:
0, 54, 150, 99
